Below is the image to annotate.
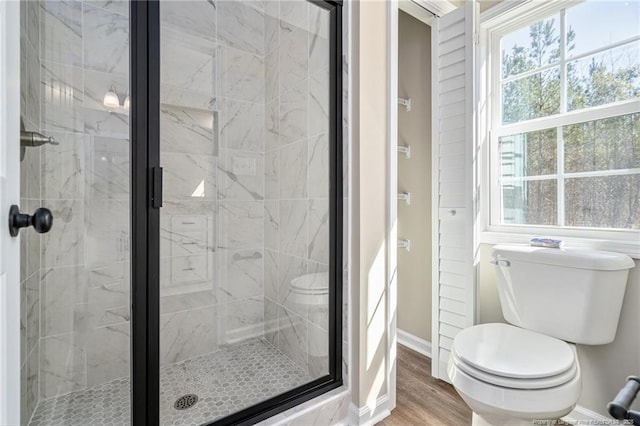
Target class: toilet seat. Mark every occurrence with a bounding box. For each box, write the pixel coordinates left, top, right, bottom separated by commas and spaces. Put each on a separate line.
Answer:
291, 273, 329, 295
453, 323, 575, 378
450, 349, 578, 390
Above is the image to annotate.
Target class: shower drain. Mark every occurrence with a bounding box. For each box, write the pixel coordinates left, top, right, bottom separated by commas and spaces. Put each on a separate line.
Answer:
174, 394, 199, 410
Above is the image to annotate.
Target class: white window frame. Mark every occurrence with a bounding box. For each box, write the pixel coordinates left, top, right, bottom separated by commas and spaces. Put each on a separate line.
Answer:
479, 0, 640, 258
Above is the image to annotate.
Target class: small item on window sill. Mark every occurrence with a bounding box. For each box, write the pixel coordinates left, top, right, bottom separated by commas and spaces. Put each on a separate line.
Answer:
530, 237, 564, 249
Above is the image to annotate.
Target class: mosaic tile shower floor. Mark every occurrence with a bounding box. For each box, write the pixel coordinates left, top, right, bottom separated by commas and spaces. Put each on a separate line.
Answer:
28, 339, 312, 426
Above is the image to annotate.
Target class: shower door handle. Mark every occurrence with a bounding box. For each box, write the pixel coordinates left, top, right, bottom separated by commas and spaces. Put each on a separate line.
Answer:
8, 205, 53, 237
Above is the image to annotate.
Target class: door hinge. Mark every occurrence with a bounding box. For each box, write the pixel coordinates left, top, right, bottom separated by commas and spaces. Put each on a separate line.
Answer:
151, 166, 163, 209
473, 32, 479, 45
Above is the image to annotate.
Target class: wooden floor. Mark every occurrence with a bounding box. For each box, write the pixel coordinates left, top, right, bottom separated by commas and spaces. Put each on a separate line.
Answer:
378, 344, 472, 426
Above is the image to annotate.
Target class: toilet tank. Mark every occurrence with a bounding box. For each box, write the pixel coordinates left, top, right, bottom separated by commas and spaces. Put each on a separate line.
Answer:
491, 244, 634, 345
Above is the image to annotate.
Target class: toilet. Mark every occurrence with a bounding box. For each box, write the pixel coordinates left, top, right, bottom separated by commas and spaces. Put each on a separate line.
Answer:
290, 272, 329, 357
448, 244, 634, 425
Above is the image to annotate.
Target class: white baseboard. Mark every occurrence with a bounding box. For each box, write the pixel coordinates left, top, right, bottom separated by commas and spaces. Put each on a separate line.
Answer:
562, 405, 611, 424
397, 329, 432, 358
348, 394, 391, 426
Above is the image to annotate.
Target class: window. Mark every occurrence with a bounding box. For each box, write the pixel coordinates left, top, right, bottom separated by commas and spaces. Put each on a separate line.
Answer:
488, 0, 640, 232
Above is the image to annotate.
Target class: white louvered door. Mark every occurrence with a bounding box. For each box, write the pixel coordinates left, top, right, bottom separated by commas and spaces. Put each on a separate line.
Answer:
431, 1, 478, 383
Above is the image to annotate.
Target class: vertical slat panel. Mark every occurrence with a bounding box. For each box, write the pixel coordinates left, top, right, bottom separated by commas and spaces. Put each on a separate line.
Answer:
432, 1, 477, 384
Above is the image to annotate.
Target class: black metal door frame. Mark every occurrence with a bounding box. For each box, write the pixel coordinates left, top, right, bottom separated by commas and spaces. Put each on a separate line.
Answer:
130, 1, 343, 424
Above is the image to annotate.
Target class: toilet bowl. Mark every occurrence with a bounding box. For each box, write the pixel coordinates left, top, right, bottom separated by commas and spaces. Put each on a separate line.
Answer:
290, 273, 329, 358
447, 245, 633, 426
448, 323, 582, 425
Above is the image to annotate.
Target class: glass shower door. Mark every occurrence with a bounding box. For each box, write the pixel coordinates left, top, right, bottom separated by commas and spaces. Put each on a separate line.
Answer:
158, 0, 335, 423
19, 1, 132, 425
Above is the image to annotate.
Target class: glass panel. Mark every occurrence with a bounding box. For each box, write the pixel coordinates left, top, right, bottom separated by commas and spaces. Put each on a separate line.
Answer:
159, 0, 332, 423
566, 0, 640, 58
564, 113, 640, 173
501, 180, 557, 225
501, 14, 560, 79
20, 1, 131, 424
502, 68, 560, 124
499, 128, 557, 178
566, 42, 640, 111
565, 175, 640, 229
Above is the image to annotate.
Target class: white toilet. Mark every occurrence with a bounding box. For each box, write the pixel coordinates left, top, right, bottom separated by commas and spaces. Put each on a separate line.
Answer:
448, 244, 634, 426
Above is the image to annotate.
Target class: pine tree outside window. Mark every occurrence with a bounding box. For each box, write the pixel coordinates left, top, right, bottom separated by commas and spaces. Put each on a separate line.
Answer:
487, 0, 640, 233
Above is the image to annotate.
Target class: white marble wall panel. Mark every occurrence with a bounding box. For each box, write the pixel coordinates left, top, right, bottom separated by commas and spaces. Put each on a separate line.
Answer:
279, 139, 307, 198
41, 200, 84, 268
39, 333, 86, 398
278, 253, 307, 317
161, 105, 216, 155
85, 136, 129, 199
218, 0, 265, 56
265, 147, 280, 200
161, 289, 218, 314
278, 306, 307, 370
160, 0, 216, 42
219, 200, 264, 249
308, 7, 329, 71
264, 200, 279, 251
264, 249, 279, 301
86, 322, 129, 386
220, 99, 264, 152
256, 388, 350, 426
84, 70, 129, 137
40, 1, 82, 66
279, 24, 308, 95
224, 296, 265, 342
218, 150, 264, 200
264, 297, 279, 347
308, 199, 328, 264
220, 46, 265, 102
163, 153, 217, 200
309, 68, 329, 137
20, 142, 41, 201
265, 49, 279, 102
21, 343, 39, 426
26, 273, 40, 357
160, 306, 217, 365
40, 131, 85, 200
308, 133, 328, 199
40, 61, 84, 133
83, 5, 129, 74
160, 32, 216, 109
279, 199, 307, 257
85, 198, 129, 267
279, 80, 308, 146
265, 99, 280, 150
40, 266, 87, 337
85, 0, 129, 16
223, 250, 264, 301
279, 1, 308, 32
308, 323, 328, 378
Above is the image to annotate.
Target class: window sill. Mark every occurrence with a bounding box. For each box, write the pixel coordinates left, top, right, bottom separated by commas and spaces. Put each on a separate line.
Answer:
479, 230, 640, 259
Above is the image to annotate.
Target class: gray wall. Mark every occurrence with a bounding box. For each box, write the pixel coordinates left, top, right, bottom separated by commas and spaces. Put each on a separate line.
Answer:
397, 10, 432, 343
478, 244, 640, 416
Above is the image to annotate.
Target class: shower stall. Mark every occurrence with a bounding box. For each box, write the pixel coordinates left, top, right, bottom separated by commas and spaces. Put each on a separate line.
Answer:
17, 0, 343, 424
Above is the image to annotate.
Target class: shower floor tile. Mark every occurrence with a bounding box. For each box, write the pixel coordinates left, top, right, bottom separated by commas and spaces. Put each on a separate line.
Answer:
28, 339, 312, 426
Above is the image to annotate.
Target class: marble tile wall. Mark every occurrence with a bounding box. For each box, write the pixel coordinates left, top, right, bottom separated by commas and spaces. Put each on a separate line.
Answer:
20, 2, 42, 423
262, 1, 333, 380
158, 0, 268, 365
37, 0, 132, 401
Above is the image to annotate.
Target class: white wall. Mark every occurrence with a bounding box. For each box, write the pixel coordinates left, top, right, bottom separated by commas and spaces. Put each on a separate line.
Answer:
478, 244, 640, 416
350, 0, 392, 412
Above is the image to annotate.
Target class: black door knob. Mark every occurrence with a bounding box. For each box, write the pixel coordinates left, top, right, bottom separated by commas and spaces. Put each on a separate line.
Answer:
8, 205, 53, 237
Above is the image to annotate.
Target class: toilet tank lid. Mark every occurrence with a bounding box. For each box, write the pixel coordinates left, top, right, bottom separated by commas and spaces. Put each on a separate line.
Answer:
491, 244, 635, 271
